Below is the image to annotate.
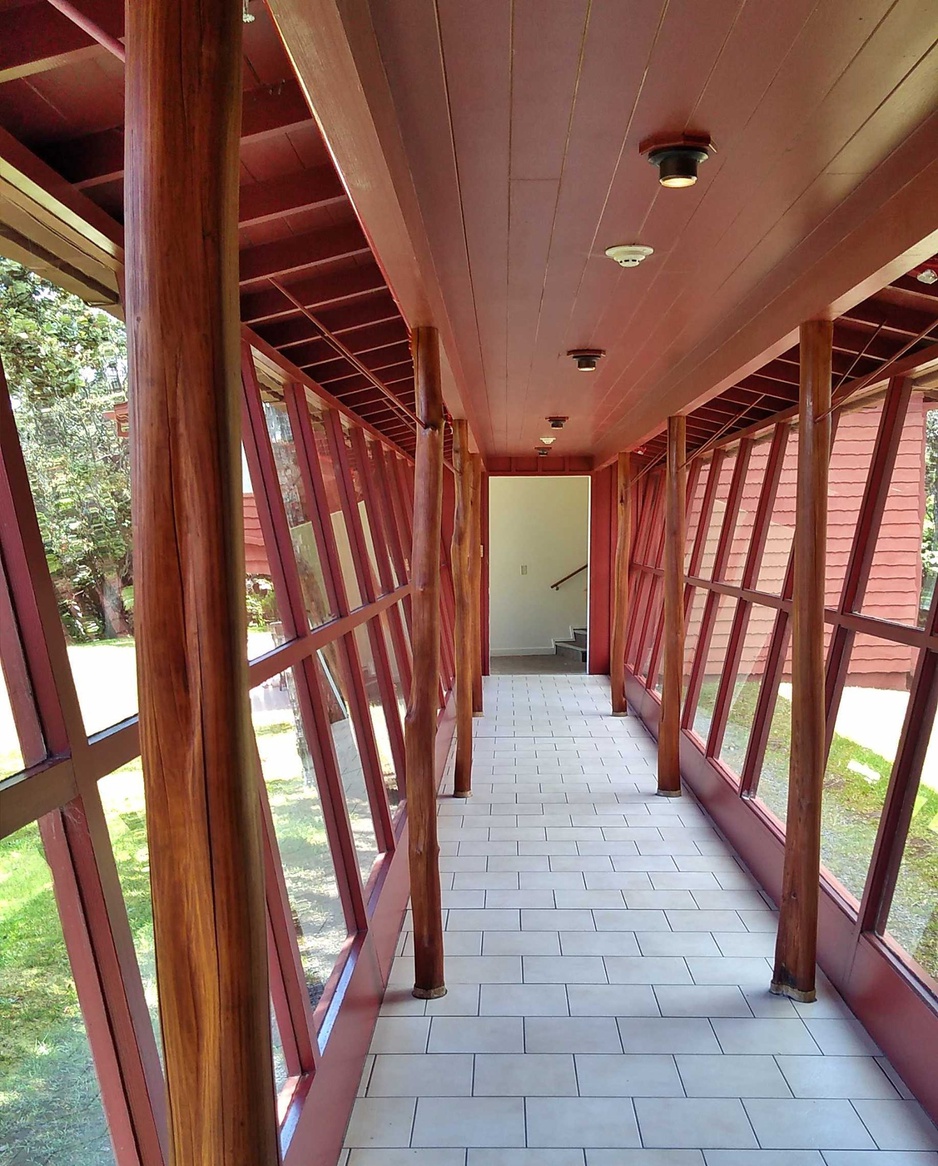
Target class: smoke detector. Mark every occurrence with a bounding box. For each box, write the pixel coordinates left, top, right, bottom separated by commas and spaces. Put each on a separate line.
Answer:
604, 245, 654, 269
567, 348, 605, 372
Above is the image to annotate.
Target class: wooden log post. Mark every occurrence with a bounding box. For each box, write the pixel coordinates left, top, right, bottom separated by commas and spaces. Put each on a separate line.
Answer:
452, 420, 474, 797
611, 452, 632, 715
406, 326, 447, 998
771, 319, 833, 1002
470, 452, 485, 715
657, 417, 686, 797
125, 4, 279, 1163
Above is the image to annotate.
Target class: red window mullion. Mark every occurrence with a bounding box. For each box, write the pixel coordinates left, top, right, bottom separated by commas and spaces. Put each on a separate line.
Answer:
352, 429, 413, 694
861, 641, 938, 937
707, 426, 788, 757
682, 443, 752, 728
40, 807, 160, 1166
825, 378, 912, 751
241, 347, 309, 641
255, 741, 318, 1075
372, 444, 414, 639
646, 463, 700, 691
324, 412, 402, 841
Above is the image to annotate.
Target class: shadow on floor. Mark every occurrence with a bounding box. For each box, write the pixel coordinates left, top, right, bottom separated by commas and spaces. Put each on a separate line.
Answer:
489, 654, 586, 675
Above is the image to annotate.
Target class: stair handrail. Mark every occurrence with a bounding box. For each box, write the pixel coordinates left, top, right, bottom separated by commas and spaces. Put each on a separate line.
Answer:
549, 563, 587, 590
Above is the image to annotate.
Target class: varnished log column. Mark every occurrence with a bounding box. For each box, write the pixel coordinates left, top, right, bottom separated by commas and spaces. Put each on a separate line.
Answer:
125, 4, 278, 1163
452, 420, 474, 797
611, 452, 632, 715
470, 453, 485, 716
772, 319, 833, 1002
657, 417, 686, 797
406, 326, 446, 998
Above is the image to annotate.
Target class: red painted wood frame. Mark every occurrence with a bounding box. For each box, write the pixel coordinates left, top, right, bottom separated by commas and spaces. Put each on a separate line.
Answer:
0, 331, 458, 1166
623, 373, 938, 1125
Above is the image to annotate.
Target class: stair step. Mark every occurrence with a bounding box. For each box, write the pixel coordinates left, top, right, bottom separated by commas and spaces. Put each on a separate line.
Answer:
572, 627, 587, 648
554, 639, 587, 662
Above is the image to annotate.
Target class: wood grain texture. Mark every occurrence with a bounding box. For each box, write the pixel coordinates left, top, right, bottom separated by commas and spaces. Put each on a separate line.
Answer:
124, 2, 278, 1162
469, 452, 484, 715
772, 318, 832, 1002
406, 327, 446, 997
452, 420, 474, 795
611, 451, 632, 715
657, 417, 686, 796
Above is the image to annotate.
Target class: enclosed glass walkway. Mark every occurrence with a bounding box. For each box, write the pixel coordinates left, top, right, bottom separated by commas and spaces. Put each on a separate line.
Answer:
343, 673, 938, 1163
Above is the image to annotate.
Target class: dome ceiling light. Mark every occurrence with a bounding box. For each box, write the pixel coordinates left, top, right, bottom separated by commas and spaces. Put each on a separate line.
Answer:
540, 435, 556, 445
604, 244, 654, 269
567, 348, 605, 371
640, 132, 715, 189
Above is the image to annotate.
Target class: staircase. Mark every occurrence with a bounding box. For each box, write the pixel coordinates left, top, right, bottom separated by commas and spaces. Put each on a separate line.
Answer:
553, 626, 587, 663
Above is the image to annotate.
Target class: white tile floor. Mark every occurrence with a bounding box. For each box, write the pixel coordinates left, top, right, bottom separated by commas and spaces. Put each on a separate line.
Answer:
342, 674, 938, 1166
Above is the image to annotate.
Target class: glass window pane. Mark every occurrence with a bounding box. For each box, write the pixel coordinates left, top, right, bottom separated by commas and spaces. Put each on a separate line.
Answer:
343, 422, 383, 595
682, 587, 708, 706
861, 392, 933, 627
821, 632, 913, 905
637, 580, 662, 682
626, 572, 653, 669
352, 621, 401, 809
2, 260, 136, 737
724, 436, 771, 585
313, 417, 364, 611
885, 708, 938, 986
0, 822, 115, 1163
1, 668, 27, 779
252, 667, 348, 1008
98, 762, 160, 1054
827, 395, 882, 606
698, 454, 734, 579
243, 451, 287, 660
262, 400, 334, 627
368, 441, 404, 589
316, 641, 382, 881
717, 603, 776, 779
756, 425, 797, 594
691, 595, 731, 742
684, 457, 712, 570
754, 621, 832, 824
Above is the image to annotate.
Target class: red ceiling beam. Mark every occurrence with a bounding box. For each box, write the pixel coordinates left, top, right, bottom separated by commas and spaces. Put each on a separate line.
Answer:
239, 263, 388, 324
0, 0, 121, 82
307, 353, 413, 389
238, 166, 346, 227
843, 298, 938, 338
280, 321, 409, 365
320, 369, 415, 397
259, 300, 403, 348
238, 222, 369, 285
302, 341, 412, 382
40, 78, 313, 189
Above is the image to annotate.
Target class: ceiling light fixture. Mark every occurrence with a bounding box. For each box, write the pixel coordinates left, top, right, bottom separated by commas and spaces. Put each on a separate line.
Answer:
604, 244, 654, 269
546, 416, 568, 430
540, 436, 556, 445
917, 269, 938, 285
242, 0, 255, 21
567, 348, 605, 372
535, 447, 550, 457
640, 133, 715, 188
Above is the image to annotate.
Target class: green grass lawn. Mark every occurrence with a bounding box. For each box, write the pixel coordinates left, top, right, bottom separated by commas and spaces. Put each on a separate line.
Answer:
716, 677, 938, 979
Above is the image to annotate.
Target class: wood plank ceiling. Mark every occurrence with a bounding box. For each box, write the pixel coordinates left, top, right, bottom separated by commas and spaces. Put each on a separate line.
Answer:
361, 0, 938, 463
0, 0, 426, 457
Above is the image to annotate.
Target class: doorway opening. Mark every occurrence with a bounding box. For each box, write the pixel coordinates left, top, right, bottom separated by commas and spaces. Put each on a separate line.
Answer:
487, 475, 590, 675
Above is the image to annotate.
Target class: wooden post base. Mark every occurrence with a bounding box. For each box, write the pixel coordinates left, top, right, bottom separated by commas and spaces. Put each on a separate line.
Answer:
412, 985, 448, 1000
453, 790, 472, 799
770, 979, 817, 1003
656, 789, 682, 799
612, 711, 629, 718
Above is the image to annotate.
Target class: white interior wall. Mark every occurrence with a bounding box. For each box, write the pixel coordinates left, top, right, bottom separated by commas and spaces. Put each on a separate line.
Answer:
488, 476, 589, 655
